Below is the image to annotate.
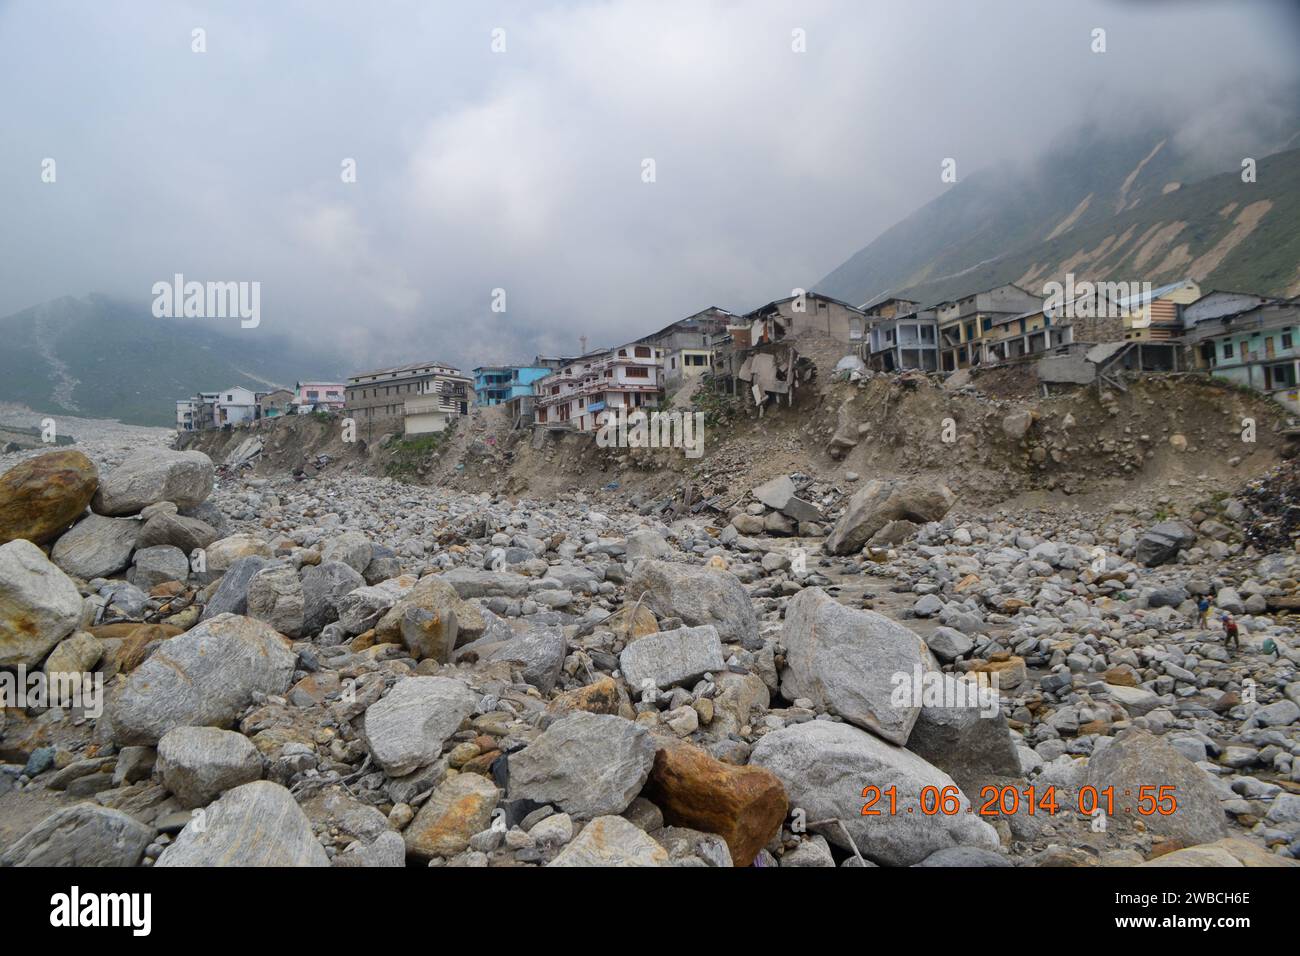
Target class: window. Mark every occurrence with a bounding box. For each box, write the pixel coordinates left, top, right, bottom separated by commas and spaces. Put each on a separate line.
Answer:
635, 346, 651, 358
1224, 342, 1233, 358
1284, 332, 1293, 350
627, 366, 649, 378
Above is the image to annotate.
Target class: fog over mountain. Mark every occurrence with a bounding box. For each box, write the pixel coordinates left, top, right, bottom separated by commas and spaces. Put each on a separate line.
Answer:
1, 0, 1297, 372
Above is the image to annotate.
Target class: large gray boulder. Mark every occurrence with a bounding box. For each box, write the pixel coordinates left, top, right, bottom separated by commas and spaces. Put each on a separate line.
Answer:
157, 725, 264, 808
1085, 728, 1227, 846
455, 623, 566, 693
50, 513, 140, 579
246, 564, 306, 639
156, 781, 329, 866
108, 612, 297, 745
374, 573, 488, 645
93, 449, 214, 516
1134, 520, 1197, 567
507, 712, 656, 819
905, 674, 1022, 791
320, 531, 373, 574
548, 815, 668, 867
135, 512, 219, 554
618, 624, 725, 690
0, 804, 153, 866
752, 475, 797, 511
128, 544, 190, 590
750, 720, 998, 867
626, 559, 759, 649
0, 539, 84, 667
200, 555, 272, 621
299, 560, 366, 635
360, 676, 479, 776
825, 479, 955, 555
780, 587, 932, 745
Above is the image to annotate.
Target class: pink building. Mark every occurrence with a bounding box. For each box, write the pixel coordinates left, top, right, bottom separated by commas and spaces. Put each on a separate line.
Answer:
295, 381, 346, 409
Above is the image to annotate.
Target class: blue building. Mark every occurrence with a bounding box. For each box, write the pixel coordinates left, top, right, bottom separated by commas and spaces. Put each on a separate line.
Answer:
472, 365, 551, 406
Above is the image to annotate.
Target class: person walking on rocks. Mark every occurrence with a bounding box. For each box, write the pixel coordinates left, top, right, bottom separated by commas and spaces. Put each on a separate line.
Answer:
1197, 596, 1211, 630
1221, 614, 1240, 651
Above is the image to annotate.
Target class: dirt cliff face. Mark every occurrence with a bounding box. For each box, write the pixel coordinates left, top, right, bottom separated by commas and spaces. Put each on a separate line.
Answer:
179, 363, 1289, 517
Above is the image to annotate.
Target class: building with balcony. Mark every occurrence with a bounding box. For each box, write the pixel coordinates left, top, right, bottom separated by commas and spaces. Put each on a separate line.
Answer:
533, 343, 663, 432
472, 365, 552, 406
346, 361, 471, 434
1184, 298, 1300, 411
295, 381, 345, 410
868, 309, 940, 372
936, 284, 1043, 371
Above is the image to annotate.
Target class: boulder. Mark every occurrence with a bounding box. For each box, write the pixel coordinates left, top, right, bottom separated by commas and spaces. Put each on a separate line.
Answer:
455, 623, 565, 692
750, 720, 998, 867
905, 674, 1022, 791
374, 573, 487, 645
0, 450, 97, 545
360, 676, 479, 776
135, 512, 218, 554
156, 781, 329, 866
43, 631, 102, 678
0, 804, 152, 866
618, 624, 725, 691
321, 531, 373, 574
246, 564, 306, 639
548, 815, 668, 867
300, 560, 367, 635
337, 575, 417, 635
0, 539, 84, 667
205, 533, 273, 572
1134, 520, 1197, 567
93, 449, 214, 516
641, 739, 787, 866
200, 555, 271, 620
752, 475, 796, 511
507, 712, 656, 819
780, 587, 932, 745
404, 772, 500, 860
1084, 728, 1227, 847
398, 607, 458, 663
50, 513, 140, 579
625, 530, 674, 561
627, 559, 759, 649
825, 478, 955, 555
128, 544, 190, 590
108, 612, 296, 745
157, 725, 264, 808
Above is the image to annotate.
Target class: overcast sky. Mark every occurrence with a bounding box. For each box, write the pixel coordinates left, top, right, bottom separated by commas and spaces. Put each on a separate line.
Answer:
1, 0, 1297, 370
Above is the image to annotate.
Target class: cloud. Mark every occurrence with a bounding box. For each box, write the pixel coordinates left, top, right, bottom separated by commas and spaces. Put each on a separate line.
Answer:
0, 0, 1296, 372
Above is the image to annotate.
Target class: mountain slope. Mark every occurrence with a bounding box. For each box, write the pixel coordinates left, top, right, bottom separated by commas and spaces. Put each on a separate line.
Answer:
0, 295, 350, 426
817, 120, 1300, 308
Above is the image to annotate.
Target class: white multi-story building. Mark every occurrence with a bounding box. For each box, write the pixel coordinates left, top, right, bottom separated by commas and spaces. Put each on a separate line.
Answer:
216, 386, 258, 426
533, 343, 663, 432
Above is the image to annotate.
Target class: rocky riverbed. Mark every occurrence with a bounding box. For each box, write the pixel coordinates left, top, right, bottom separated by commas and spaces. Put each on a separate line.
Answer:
1, 431, 1298, 867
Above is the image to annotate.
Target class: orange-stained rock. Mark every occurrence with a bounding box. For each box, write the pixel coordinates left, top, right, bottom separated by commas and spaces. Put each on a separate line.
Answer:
641, 739, 787, 867
459, 750, 502, 776
404, 773, 499, 860
547, 675, 631, 719
98, 623, 183, 673
0, 451, 97, 545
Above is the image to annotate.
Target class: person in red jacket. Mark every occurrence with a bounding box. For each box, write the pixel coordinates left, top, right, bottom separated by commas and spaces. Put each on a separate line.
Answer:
1221, 614, 1240, 651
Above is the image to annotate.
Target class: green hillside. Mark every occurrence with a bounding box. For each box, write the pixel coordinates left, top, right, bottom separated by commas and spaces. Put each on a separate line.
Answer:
0, 294, 350, 426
